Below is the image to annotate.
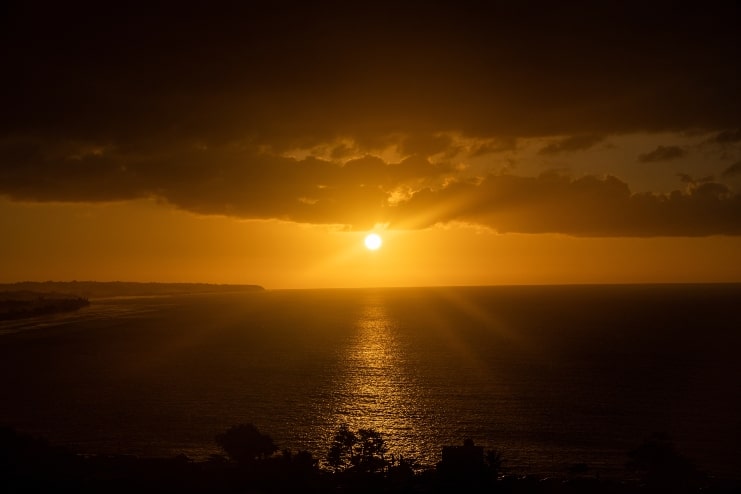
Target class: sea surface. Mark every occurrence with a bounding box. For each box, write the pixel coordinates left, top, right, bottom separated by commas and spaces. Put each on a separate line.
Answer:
1, 284, 740, 479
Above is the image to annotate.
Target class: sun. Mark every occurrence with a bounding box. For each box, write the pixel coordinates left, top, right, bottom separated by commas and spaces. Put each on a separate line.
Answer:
364, 233, 382, 250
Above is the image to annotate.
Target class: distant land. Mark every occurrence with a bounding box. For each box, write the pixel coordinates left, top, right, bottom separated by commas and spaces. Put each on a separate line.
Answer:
0, 290, 90, 321
0, 281, 264, 320
0, 281, 265, 300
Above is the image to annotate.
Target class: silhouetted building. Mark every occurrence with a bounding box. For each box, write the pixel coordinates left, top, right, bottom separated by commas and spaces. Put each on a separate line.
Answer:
438, 438, 486, 486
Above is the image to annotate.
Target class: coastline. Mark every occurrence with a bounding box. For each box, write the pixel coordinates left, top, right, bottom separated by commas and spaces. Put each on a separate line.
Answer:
0, 292, 90, 321
0, 281, 265, 299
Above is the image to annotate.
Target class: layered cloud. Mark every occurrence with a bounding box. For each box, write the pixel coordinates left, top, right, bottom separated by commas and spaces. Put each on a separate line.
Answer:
390, 173, 741, 237
2, 2, 740, 236
3, 133, 739, 236
638, 146, 687, 163
538, 136, 606, 155
723, 162, 741, 178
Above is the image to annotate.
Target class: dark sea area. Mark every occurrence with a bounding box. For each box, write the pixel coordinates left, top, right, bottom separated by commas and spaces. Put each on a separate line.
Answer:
1, 284, 740, 481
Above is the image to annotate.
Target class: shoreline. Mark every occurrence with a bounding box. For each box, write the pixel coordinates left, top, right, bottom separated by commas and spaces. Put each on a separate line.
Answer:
0, 281, 265, 299
0, 292, 90, 321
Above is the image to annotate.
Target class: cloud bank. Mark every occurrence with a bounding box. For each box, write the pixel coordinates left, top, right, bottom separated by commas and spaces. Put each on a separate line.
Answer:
638, 146, 687, 163
1, 2, 740, 236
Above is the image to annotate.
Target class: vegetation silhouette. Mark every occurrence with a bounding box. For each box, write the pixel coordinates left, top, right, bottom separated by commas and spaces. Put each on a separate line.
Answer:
215, 423, 277, 463
626, 433, 706, 493
1, 424, 738, 493
327, 424, 389, 474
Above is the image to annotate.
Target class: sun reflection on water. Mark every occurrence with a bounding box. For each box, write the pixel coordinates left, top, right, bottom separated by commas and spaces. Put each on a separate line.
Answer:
330, 293, 426, 460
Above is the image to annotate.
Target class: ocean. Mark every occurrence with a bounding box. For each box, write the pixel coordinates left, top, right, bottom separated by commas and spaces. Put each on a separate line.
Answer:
1, 284, 739, 479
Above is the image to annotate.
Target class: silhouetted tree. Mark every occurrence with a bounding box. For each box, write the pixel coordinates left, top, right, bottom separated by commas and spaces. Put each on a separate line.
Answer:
327, 424, 357, 472
356, 428, 388, 473
215, 423, 277, 464
326, 425, 389, 474
627, 433, 705, 493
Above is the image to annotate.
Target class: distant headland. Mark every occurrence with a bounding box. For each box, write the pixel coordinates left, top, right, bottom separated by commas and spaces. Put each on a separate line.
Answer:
1, 281, 265, 298
0, 291, 90, 321
0, 281, 264, 320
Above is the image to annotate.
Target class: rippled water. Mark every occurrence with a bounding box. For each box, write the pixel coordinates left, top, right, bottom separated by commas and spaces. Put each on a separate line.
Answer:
1, 285, 740, 478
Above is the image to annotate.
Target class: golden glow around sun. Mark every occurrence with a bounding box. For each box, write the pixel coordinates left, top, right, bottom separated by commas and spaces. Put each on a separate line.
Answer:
364, 233, 382, 250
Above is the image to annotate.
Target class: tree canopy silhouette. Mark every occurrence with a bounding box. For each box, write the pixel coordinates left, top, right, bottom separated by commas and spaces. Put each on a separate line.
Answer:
627, 433, 705, 493
327, 424, 389, 473
215, 423, 277, 464
327, 424, 357, 472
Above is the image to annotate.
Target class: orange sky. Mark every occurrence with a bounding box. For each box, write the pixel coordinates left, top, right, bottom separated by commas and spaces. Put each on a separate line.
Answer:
2, 3, 740, 288
2, 196, 740, 289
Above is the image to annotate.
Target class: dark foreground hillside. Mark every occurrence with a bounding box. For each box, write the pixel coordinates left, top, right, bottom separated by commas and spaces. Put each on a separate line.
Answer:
2, 425, 738, 494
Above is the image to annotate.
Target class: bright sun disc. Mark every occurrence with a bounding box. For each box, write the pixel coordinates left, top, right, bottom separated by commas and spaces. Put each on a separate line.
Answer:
364, 233, 382, 250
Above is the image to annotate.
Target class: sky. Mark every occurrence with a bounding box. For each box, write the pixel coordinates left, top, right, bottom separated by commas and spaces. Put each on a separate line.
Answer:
2, 2, 741, 288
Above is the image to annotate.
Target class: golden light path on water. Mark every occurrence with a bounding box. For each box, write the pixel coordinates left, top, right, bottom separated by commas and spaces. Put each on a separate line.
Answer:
328, 292, 431, 462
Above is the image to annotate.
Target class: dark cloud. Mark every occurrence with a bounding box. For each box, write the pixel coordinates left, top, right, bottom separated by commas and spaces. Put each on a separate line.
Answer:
538, 135, 606, 155
638, 146, 687, 163
2, 133, 739, 236
722, 161, 741, 178
399, 135, 456, 157
712, 130, 741, 144
1, 2, 741, 236
389, 173, 741, 237
3, 2, 739, 144
677, 173, 715, 186
0, 136, 446, 230
470, 139, 518, 157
